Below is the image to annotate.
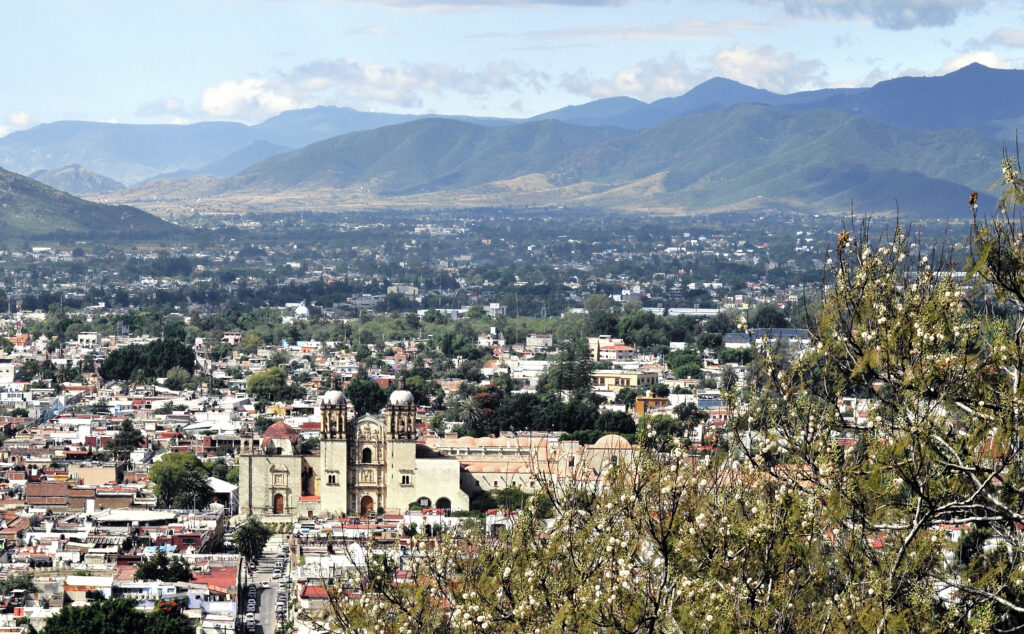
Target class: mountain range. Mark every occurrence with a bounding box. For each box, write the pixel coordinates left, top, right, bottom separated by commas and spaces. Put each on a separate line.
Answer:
96, 104, 990, 218
2, 62, 1021, 187
1, 62, 1021, 225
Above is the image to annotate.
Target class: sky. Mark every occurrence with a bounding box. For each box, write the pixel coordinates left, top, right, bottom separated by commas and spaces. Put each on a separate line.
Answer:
2, 0, 1023, 136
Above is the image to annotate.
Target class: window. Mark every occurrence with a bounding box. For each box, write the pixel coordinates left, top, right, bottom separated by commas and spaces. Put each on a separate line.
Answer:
401, 475, 410, 485
327, 474, 337, 486
362, 447, 373, 463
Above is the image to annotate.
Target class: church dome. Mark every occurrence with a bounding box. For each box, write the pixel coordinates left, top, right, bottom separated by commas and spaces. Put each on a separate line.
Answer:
389, 390, 415, 407
261, 421, 301, 442
591, 434, 632, 450
319, 390, 346, 407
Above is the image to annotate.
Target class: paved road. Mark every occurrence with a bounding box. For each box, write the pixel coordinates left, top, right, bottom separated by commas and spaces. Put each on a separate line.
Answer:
249, 535, 290, 634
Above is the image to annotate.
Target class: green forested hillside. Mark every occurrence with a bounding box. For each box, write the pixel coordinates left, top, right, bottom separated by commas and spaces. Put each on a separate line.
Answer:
0, 166, 182, 241
216, 104, 1001, 217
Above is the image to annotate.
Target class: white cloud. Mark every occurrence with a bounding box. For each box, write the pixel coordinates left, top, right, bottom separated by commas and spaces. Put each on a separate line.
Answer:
561, 53, 696, 99
741, 0, 984, 30
200, 78, 299, 120
710, 45, 826, 93
0, 110, 33, 138
983, 28, 1024, 49
561, 46, 826, 100
940, 50, 1012, 73
198, 57, 549, 120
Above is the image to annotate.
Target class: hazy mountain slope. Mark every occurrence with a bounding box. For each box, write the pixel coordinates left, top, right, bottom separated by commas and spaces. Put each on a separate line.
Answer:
227, 118, 632, 194
565, 105, 998, 192
196, 104, 1001, 217
252, 106, 420, 147
0, 120, 253, 185
153, 141, 294, 180
28, 164, 124, 194
0, 166, 181, 240
807, 63, 1024, 135
529, 96, 649, 128
532, 64, 1024, 136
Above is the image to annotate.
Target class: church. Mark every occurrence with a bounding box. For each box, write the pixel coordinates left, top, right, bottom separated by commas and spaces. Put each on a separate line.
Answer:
238, 384, 468, 519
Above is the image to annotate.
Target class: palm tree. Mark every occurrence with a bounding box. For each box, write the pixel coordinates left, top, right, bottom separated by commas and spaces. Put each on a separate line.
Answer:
234, 516, 271, 564
455, 395, 484, 435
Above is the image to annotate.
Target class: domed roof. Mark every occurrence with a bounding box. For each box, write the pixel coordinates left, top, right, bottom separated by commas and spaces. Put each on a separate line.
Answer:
591, 434, 632, 450
389, 390, 415, 407
261, 421, 301, 441
319, 390, 346, 406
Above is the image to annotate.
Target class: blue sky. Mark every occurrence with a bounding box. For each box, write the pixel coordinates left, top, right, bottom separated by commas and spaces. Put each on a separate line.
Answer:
2, 0, 1022, 135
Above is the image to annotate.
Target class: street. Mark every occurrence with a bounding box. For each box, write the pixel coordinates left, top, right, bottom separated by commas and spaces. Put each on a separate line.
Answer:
243, 534, 290, 634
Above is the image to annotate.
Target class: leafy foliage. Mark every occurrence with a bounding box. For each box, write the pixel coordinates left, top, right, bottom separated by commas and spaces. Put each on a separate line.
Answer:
246, 366, 304, 404
39, 598, 193, 634
149, 453, 214, 509
134, 551, 193, 583
99, 338, 195, 382
345, 378, 387, 415
107, 419, 143, 460
234, 516, 271, 564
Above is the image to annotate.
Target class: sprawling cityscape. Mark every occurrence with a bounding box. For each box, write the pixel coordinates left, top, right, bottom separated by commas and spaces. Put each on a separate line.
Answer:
4, 1, 1024, 632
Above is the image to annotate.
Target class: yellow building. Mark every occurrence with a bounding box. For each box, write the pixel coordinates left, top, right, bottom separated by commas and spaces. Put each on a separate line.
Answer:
590, 369, 658, 393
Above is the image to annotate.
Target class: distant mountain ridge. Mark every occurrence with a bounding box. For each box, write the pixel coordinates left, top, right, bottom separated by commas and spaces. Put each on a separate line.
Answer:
0, 166, 181, 241
530, 63, 1024, 134
3, 63, 1021, 187
94, 104, 1000, 219
29, 164, 124, 194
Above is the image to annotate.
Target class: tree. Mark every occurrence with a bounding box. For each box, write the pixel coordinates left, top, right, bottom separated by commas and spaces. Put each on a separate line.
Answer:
747, 302, 789, 329
134, 551, 193, 582
234, 516, 271, 564
0, 572, 37, 593
201, 458, 230, 480
149, 453, 214, 509
346, 378, 386, 415
246, 366, 303, 403
99, 338, 195, 382
614, 387, 638, 409
719, 365, 738, 392
545, 337, 594, 393
107, 419, 143, 460
39, 598, 193, 634
163, 366, 191, 391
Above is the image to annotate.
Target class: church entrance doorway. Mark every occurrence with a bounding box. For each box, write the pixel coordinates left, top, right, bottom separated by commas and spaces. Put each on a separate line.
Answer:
360, 495, 374, 516
273, 493, 284, 515
436, 497, 451, 511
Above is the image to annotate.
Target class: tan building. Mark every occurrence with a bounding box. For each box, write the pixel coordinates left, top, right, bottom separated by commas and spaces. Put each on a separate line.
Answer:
425, 433, 635, 495
238, 385, 467, 519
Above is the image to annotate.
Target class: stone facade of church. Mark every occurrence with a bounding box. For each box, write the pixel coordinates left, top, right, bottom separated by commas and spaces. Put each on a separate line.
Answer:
238, 387, 468, 519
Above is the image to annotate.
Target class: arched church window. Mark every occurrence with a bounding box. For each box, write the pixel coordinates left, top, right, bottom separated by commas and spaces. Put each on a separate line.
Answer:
362, 447, 373, 463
